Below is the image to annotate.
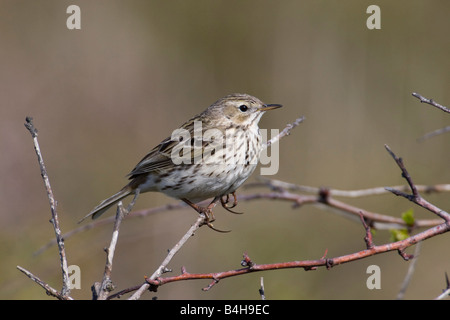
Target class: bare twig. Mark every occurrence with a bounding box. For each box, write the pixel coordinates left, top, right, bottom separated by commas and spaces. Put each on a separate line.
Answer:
418, 126, 450, 142
93, 191, 140, 300
435, 273, 450, 300
412, 92, 450, 113
126, 214, 207, 300
265, 116, 305, 148
34, 201, 190, 256
36, 181, 449, 255
396, 242, 421, 300
107, 144, 450, 297
114, 218, 449, 294
259, 277, 266, 300
412, 93, 449, 141
16, 266, 73, 300
384, 145, 450, 223
248, 178, 450, 197
359, 211, 374, 249
22, 117, 71, 298
93, 203, 126, 299
238, 190, 442, 230
24, 113, 449, 300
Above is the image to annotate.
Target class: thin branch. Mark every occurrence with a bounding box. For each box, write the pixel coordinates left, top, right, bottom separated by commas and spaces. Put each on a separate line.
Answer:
384, 144, 450, 223
248, 178, 450, 198
115, 218, 449, 294
359, 211, 374, 249
436, 288, 450, 300
265, 116, 305, 148
93, 191, 140, 300
435, 273, 450, 300
412, 92, 450, 113
93, 203, 126, 300
16, 266, 72, 300
259, 277, 266, 300
125, 214, 207, 300
237, 191, 442, 230
34, 201, 190, 256
107, 143, 450, 297
23, 117, 71, 298
36, 180, 448, 256
396, 242, 421, 300
418, 126, 450, 142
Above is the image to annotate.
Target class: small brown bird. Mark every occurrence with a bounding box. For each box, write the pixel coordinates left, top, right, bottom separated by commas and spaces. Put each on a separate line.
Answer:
80, 93, 282, 226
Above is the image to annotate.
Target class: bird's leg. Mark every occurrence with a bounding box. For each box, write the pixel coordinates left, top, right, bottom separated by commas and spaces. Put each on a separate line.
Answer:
220, 192, 243, 214
182, 197, 230, 233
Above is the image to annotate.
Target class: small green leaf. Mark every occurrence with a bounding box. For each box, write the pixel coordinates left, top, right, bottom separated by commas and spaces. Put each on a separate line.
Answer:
401, 208, 415, 227
390, 229, 409, 242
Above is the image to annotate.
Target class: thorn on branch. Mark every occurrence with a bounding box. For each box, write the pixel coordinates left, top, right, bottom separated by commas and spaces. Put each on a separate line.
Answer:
162, 267, 172, 274
398, 248, 414, 261
202, 278, 219, 291
385, 145, 450, 222
359, 212, 374, 249
435, 272, 450, 300
241, 253, 255, 269
384, 145, 418, 199
320, 248, 328, 260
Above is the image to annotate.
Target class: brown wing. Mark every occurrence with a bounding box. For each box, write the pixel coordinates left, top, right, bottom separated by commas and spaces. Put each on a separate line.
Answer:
127, 137, 178, 178
127, 116, 219, 179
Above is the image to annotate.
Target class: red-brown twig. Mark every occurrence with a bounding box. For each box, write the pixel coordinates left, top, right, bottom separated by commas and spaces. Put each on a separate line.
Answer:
359, 211, 374, 249
108, 145, 449, 298
110, 218, 448, 296
35, 178, 450, 255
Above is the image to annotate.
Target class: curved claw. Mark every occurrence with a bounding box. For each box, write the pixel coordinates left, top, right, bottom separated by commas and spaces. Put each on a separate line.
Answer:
182, 197, 232, 233
222, 205, 244, 215
220, 192, 243, 214
205, 221, 231, 233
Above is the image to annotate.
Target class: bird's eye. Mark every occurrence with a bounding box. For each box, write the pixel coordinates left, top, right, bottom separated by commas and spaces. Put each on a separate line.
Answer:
239, 105, 248, 112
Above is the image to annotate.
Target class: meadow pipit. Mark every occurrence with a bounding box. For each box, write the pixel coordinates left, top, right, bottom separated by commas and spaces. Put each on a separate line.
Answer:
81, 93, 282, 228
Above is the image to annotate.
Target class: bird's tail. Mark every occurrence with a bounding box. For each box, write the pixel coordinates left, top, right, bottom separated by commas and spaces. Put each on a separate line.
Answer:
79, 187, 132, 223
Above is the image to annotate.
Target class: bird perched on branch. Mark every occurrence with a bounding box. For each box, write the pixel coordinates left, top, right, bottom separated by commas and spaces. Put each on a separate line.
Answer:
80, 93, 282, 230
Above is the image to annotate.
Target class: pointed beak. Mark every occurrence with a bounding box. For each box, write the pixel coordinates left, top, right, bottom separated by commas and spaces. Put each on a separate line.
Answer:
260, 103, 283, 112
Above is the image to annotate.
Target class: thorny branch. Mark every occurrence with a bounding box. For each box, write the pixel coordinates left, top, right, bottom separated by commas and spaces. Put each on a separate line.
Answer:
109, 146, 449, 298
21, 92, 450, 299
35, 181, 449, 255
384, 145, 450, 223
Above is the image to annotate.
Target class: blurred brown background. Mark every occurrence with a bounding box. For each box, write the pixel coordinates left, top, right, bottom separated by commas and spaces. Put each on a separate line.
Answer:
1, 0, 449, 300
